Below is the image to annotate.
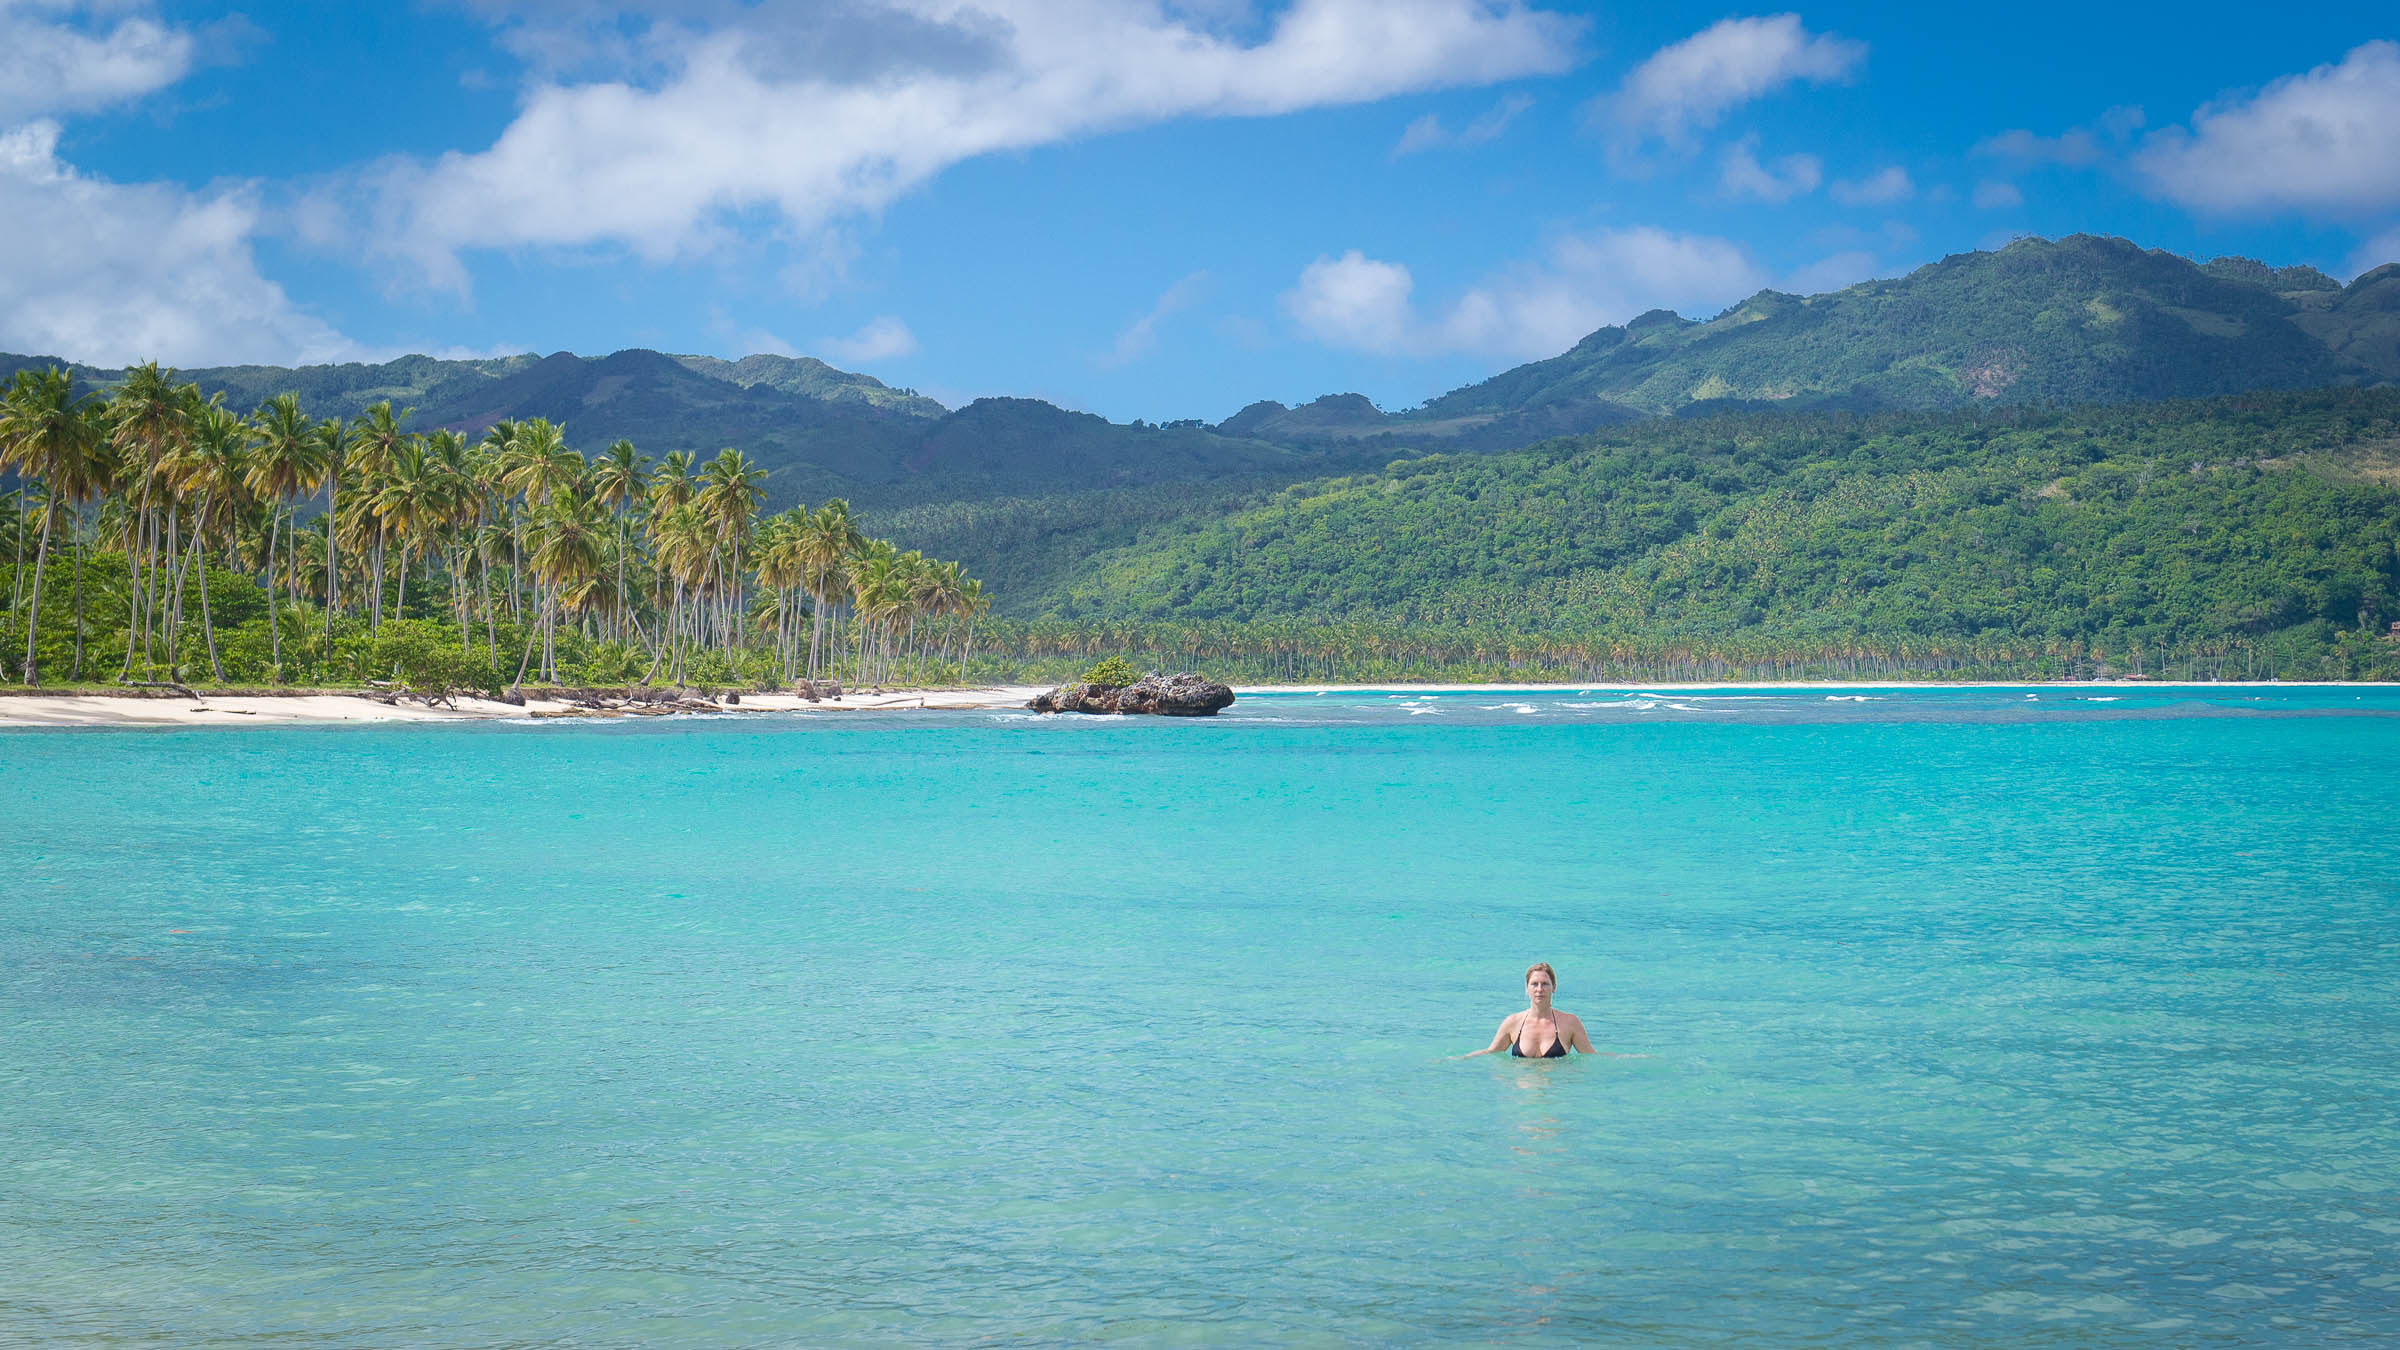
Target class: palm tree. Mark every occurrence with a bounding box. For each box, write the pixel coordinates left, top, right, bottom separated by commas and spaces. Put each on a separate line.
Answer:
589, 439, 649, 643
695, 448, 766, 656
106, 363, 190, 676
313, 414, 351, 638
165, 397, 252, 680
796, 498, 862, 682
245, 393, 327, 678
0, 368, 102, 684
500, 420, 583, 675
523, 484, 610, 683
349, 402, 414, 627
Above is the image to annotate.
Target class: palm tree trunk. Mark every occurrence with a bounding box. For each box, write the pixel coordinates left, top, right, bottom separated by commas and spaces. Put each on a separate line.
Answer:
9, 493, 25, 617
325, 478, 340, 640
190, 522, 224, 683
69, 519, 86, 681
264, 505, 282, 677
20, 502, 53, 684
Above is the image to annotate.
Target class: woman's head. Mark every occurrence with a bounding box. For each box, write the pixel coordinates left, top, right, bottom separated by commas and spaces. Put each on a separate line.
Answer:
1525, 962, 1557, 999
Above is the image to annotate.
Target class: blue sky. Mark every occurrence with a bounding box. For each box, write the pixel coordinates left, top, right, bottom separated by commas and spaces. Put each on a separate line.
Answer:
3, 1, 2395, 422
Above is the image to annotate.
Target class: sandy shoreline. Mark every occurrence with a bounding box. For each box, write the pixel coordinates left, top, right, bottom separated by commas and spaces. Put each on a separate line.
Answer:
0, 686, 1054, 728
1, 678, 2389, 728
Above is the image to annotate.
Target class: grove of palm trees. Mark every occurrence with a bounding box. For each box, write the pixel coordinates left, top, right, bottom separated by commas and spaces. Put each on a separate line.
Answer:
0, 364, 988, 694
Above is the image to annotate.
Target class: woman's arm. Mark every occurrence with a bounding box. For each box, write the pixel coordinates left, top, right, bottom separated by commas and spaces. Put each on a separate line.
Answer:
1456, 1013, 1521, 1059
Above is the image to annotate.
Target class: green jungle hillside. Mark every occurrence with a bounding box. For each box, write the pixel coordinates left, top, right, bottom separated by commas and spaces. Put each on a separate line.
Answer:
886, 387, 2400, 679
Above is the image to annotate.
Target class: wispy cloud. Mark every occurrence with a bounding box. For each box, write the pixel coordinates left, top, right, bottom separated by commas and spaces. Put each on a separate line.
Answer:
1599, 13, 1864, 153
1104, 272, 1211, 367
816, 315, 917, 367
1391, 92, 1533, 158
1718, 136, 1820, 202
1829, 165, 1913, 206
1284, 226, 1776, 359
1972, 179, 2023, 210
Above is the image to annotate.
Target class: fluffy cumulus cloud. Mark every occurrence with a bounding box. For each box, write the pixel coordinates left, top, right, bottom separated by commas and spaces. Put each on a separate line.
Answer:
365, 0, 1584, 289
1391, 92, 1532, 157
1601, 13, 1863, 150
1718, 136, 1819, 202
2134, 40, 2400, 217
1283, 227, 1773, 359
0, 0, 192, 123
0, 120, 356, 366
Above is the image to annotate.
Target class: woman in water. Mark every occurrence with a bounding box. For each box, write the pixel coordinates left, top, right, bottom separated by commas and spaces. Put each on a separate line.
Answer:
1464, 962, 1597, 1058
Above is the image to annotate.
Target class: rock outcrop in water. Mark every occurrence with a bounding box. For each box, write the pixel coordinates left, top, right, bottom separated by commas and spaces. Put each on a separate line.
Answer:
1028, 672, 1235, 717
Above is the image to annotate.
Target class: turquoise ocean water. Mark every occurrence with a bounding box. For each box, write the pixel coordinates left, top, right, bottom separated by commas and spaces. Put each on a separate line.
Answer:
4, 686, 2398, 1344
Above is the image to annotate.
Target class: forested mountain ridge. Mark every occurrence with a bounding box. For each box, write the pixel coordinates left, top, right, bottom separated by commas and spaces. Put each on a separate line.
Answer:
1224, 237, 2400, 450
914, 387, 2400, 671
0, 346, 1368, 511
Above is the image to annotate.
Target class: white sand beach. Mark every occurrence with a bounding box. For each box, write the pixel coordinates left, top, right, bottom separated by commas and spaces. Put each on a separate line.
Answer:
5, 679, 2387, 728
0, 686, 1054, 728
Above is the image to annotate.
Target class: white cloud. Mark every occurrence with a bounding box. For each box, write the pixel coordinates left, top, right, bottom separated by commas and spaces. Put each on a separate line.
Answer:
1718, 136, 1819, 202
1602, 13, 1863, 150
1391, 92, 1533, 157
1974, 126, 2104, 167
1284, 250, 1418, 355
1829, 165, 1912, 206
1104, 271, 1211, 367
365, 0, 1584, 290
2134, 41, 2400, 218
0, 0, 192, 124
0, 119, 357, 367
1284, 226, 1773, 359
1780, 248, 1879, 295
1972, 179, 2023, 210
816, 315, 917, 366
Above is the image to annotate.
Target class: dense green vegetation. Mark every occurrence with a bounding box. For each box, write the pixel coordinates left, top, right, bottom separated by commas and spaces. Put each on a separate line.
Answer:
889, 388, 2400, 681
1, 364, 987, 694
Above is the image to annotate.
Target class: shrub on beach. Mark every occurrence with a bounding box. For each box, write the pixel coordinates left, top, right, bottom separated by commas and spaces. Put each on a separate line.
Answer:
1080, 655, 1138, 687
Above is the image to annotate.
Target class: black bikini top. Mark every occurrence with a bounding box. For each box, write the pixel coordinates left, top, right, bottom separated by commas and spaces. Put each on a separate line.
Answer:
1511, 1013, 1569, 1058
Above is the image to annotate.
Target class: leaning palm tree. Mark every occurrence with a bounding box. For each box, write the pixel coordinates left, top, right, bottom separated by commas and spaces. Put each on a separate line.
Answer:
164, 398, 252, 680
0, 368, 103, 684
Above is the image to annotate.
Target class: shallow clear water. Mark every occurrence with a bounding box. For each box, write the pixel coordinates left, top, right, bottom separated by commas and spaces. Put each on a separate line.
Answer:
5, 687, 2399, 1344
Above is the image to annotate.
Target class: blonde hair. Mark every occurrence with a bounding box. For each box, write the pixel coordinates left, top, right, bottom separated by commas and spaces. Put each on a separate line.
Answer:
1525, 962, 1557, 989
